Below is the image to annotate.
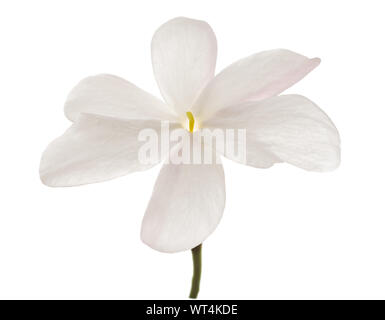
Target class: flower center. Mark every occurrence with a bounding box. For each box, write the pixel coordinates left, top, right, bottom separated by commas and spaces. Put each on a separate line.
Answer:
186, 111, 195, 132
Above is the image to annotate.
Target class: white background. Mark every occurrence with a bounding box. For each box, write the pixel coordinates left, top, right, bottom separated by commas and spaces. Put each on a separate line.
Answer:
0, 0, 384, 299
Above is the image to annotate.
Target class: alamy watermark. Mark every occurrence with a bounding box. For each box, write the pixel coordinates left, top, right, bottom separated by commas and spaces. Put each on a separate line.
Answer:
137, 121, 247, 165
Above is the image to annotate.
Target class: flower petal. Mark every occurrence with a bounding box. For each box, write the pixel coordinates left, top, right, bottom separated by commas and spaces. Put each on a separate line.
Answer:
193, 49, 320, 120
64, 74, 177, 122
205, 95, 340, 171
40, 114, 176, 187
141, 144, 225, 253
151, 17, 217, 117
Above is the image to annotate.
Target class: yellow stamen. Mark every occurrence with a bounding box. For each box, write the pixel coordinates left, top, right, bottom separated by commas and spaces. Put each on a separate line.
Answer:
186, 111, 195, 132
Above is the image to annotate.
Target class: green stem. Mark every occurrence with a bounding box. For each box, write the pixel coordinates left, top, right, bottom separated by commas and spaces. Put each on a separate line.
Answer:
189, 244, 202, 299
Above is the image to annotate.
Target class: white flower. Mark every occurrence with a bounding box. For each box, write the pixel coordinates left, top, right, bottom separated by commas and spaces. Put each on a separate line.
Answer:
40, 17, 340, 253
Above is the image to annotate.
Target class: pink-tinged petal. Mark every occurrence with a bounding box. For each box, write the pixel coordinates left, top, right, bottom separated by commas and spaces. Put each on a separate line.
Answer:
205, 95, 340, 171
141, 143, 225, 253
152, 17, 217, 117
193, 49, 320, 120
64, 74, 177, 122
40, 114, 177, 187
